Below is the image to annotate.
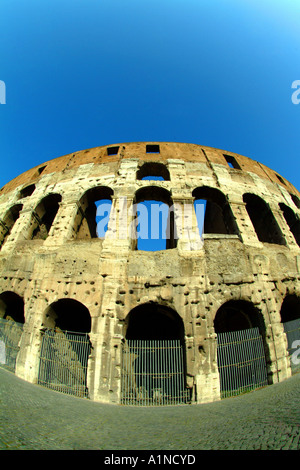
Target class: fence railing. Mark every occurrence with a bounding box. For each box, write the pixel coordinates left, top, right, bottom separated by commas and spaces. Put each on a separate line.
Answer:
283, 318, 300, 374
37, 328, 91, 398
0, 317, 24, 372
121, 339, 190, 406
2, 315, 299, 404
217, 327, 268, 399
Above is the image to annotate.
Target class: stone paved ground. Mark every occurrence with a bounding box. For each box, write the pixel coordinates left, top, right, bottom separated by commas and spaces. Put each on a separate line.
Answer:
0, 367, 300, 451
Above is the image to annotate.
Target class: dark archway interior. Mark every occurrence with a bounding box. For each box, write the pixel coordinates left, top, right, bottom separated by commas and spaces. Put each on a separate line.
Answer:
214, 300, 265, 334
192, 186, 238, 235
137, 162, 170, 181
0, 291, 25, 323
243, 193, 285, 245
279, 203, 300, 247
280, 294, 300, 323
32, 194, 62, 240
0, 204, 23, 248
45, 299, 91, 333
77, 186, 113, 239
125, 303, 184, 341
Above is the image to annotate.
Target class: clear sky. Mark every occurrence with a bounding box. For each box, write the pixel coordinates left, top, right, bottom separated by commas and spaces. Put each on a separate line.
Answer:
1, 0, 300, 190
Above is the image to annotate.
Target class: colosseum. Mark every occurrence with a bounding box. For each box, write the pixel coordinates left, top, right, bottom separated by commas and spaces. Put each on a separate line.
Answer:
0, 142, 299, 406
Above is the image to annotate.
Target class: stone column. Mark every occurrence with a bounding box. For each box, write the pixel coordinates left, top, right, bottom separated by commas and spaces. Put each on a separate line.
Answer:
102, 195, 135, 255
172, 196, 203, 252
43, 200, 80, 246
0, 208, 33, 252
232, 202, 262, 246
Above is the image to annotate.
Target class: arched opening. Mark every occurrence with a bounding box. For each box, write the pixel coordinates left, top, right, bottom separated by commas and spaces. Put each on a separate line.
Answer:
280, 294, 300, 323
0, 291, 24, 371
19, 184, 35, 199
75, 186, 113, 239
243, 193, 285, 245
31, 194, 62, 240
0, 291, 25, 323
290, 193, 300, 210
38, 299, 92, 397
137, 162, 170, 181
125, 302, 184, 341
0, 204, 23, 249
42, 298, 91, 333
192, 187, 237, 236
214, 300, 268, 398
133, 186, 177, 251
214, 300, 265, 334
279, 203, 300, 247
121, 303, 189, 405
280, 294, 300, 374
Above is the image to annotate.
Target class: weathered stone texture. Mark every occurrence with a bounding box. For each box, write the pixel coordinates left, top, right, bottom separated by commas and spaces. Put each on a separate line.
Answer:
0, 142, 299, 404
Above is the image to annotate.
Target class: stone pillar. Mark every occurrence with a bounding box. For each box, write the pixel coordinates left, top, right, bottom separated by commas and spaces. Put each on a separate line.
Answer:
43, 201, 80, 246
172, 196, 203, 252
102, 195, 135, 255
0, 208, 33, 252
15, 307, 44, 383
232, 202, 262, 246
194, 332, 221, 404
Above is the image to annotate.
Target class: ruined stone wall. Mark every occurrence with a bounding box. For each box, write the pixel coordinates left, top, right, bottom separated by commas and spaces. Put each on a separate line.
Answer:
0, 142, 299, 404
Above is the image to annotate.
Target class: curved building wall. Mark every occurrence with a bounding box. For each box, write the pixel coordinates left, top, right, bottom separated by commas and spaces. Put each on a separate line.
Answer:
0, 142, 299, 404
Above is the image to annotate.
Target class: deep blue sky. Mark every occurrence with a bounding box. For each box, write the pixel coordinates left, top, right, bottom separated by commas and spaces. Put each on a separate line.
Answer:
1, 0, 300, 190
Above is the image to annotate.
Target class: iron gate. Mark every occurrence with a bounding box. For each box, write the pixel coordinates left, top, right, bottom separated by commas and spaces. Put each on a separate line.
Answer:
38, 328, 91, 398
217, 327, 268, 399
121, 339, 190, 406
0, 317, 24, 372
283, 318, 300, 374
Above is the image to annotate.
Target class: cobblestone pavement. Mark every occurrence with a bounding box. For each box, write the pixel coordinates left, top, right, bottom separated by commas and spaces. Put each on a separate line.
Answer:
0, 367, 300, 451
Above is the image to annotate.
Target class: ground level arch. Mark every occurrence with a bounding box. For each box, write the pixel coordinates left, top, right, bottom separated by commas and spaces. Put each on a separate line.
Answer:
214, 300, 269, 398
121, 302, 190, 405
0, 291, 25, 371
38, 299, 92, 398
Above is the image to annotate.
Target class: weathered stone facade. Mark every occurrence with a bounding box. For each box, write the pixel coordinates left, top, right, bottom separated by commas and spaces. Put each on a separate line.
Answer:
0, 142, 299, 404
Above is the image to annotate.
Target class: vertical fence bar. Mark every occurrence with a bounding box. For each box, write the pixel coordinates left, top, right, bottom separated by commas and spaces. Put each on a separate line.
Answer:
175, 340, 179, 402
239, 328, 246, 393
0, 318, 24, 373
216, 334, 224, 398
179, 341, 185, 402
169, 340, 173, 404
168, 340, 172, 404
122, 341, 126, 405
120, 338, 189, 406
217, 327, 268, 399
175, 341, 178, 403
166, 340, 169, 405
161, 340, 165, 406
228, 331, 235, 397
251, 329, 258, 389
144, 340, 147, 406
37, 328, 90, 399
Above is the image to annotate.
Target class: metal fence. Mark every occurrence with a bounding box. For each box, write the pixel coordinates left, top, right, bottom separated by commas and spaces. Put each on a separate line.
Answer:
217, 327, 268, 399
283, 318, 300, 374
121, 339, 190, 406
0, 317, 24, 372
38, 328, 91, 398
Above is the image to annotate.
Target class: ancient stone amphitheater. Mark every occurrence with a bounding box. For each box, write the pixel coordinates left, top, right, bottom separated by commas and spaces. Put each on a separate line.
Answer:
0, 142, 299, 406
